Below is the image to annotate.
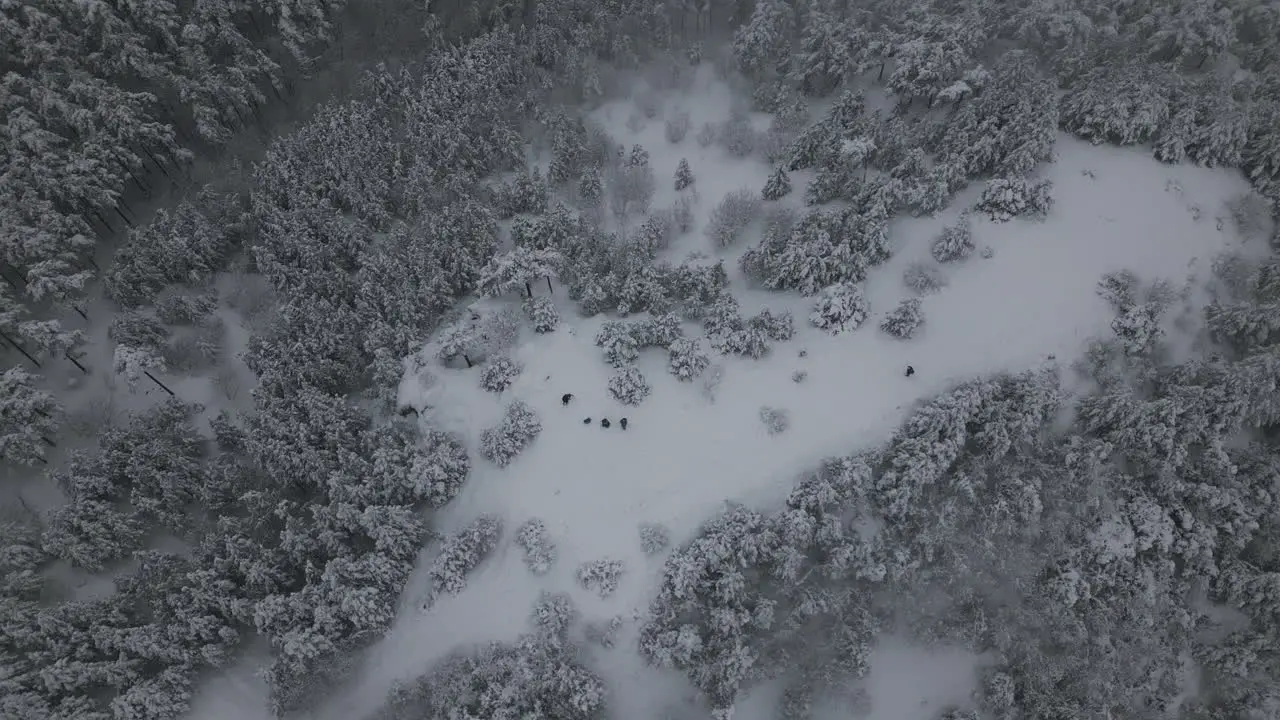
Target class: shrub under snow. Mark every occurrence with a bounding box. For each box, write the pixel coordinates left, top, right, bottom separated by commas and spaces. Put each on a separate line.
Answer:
608, 366, 652, 406
666, 112, 691, 144
480, 356, 523, 393
903, 262, 948, 295
810, 282, 869, 334
531, 591, 578, 642
577, 558, 625, 598
759, 406, 791, 435
480, 400, 543, 467
880, 298, 925, 339
427, 515, 502, 603
585, 616, 625, 649
639, 523, 672, 555
706, 189, 762, 248
976, 177, 1054, 222
515, 518, 557, 575
668, 337, 711, 381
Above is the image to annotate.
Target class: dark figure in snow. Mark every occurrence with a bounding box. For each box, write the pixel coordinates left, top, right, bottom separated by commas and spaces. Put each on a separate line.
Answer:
905, 365, 915, 377
397, 406, 419, 418
620, 418, 628, 430
583, 417, 592, 424
562, 393, 574, 406
601, 418, 611, 429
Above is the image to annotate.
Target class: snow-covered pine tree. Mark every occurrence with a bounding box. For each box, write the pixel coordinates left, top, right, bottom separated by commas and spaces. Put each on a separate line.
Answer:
668, 337, 712, 381
976, 177, 1054, 222
579, 168, 604, 206
608, 366, 652, 405
763, 166, 793, 200
0, 367, 61, 467
810, 282, 869, 334
410, 429, 471, 508
732, 0, 797, 81
749, 309, 795, 341
478, 246, 563, 298
516, 518, 558, 575
595, 321, 640, 367
880, 298, 924, 339
480, 356, 524, 393
427, 515, 503, 602
523, 295, 560, 333
931, 215, 975, 263
577, 558, 625, 598
531, 591, 578, 643
480, 401, 543, 467
374, 634, 606, 720
675, 158, 695, 191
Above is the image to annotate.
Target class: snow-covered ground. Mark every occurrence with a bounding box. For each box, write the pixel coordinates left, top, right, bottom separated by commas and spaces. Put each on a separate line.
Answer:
186, 65, 1263, 720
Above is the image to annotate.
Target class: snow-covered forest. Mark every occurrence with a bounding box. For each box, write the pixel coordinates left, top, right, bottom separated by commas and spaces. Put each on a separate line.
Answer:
4, 0, 1280, 718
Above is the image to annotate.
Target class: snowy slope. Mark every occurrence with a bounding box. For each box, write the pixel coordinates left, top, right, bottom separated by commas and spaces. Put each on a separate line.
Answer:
186, 65, 1263, 720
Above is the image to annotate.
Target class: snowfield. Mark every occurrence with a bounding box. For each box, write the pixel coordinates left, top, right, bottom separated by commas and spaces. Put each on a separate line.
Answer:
189, 65, 1263, 720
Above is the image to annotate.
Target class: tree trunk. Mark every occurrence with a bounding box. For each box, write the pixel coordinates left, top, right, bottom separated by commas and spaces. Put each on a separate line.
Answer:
545, 276, 553, 294
0, 331, 41, 368
463, 354, 473, 368
92, 208, 114, 233
41, 436, 56, 448
144, 370, 176, 397
878, 62, 885, 82
65, 351, 88, 374
113, 204, 135, 228
525, 281, 533, 298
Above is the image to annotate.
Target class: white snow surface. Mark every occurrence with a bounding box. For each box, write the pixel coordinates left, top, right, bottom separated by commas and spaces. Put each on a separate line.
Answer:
188, 65, 1263, 720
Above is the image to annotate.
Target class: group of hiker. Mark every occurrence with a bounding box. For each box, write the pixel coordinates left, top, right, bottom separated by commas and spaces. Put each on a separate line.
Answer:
562, 393, 627, 430
556, 367, 913, 430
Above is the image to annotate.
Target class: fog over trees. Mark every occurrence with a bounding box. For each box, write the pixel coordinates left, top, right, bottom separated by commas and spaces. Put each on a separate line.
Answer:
4, 0, 1280, 718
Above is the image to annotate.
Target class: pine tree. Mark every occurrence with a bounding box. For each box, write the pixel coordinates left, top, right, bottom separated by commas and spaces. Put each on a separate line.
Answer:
579, 168, 604, 206
732, 0, 797, 80
763, 167, 793, 200
480, 401, 543, 467
931, 216, 975, 263
674, 158, 695, 191
608, 366, 652, 405
880, 298, 924, 339
810, 282, 869, 334
427, 515, 503, 601
515, 518, 557, 576
0, 368, 61, 467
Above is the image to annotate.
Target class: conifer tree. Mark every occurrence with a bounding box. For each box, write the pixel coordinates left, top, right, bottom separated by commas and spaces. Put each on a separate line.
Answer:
763, 167, 793, 200
675, 158, 695, 191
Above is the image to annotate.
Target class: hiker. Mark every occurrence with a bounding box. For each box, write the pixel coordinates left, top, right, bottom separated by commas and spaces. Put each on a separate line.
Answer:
562, 393, 574, 406
583, 417, 592, 424
905, 365, 915, 377
601, 418, 611, 429
620, 418, 628, 430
